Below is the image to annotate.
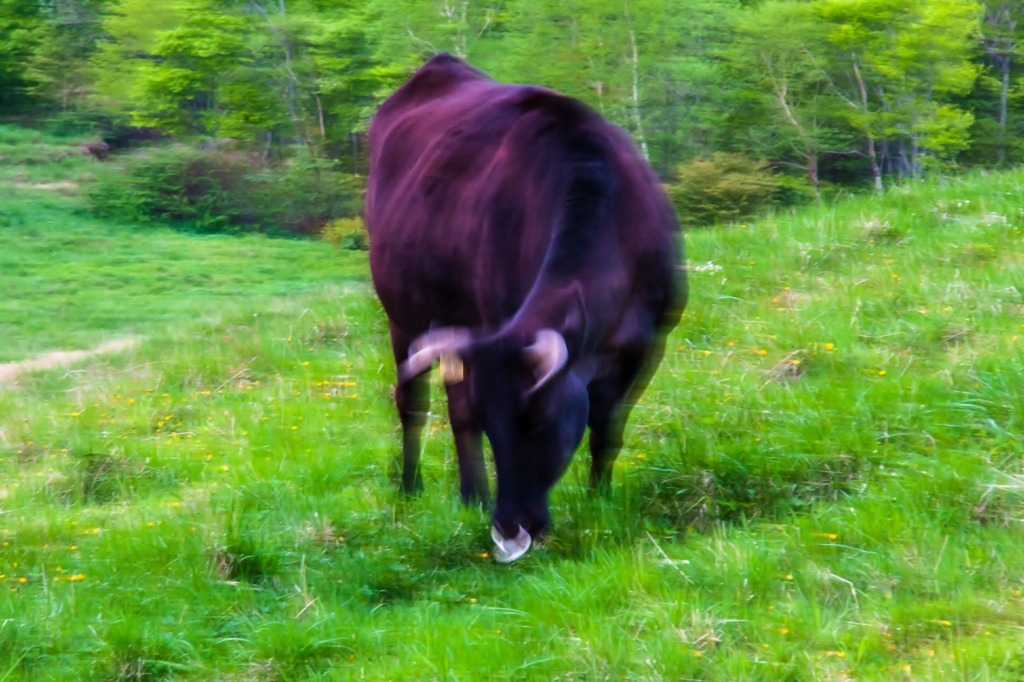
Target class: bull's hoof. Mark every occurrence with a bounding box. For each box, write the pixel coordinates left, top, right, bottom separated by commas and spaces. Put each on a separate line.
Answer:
588, 469, 613, 495
459, 487, 490, 509
399, 474, 424, 496
491, 525, 531, 563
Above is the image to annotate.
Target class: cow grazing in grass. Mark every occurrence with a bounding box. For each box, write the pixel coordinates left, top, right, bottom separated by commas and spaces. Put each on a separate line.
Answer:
366, 53, 686, 562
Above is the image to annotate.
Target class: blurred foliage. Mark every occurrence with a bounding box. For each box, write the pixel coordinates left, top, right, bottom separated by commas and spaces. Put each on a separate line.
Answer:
86, 146, 360, 235
3, 0, 1022, 194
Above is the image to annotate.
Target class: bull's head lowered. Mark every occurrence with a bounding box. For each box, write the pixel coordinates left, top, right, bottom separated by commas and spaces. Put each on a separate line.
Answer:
398, 326, 589, 562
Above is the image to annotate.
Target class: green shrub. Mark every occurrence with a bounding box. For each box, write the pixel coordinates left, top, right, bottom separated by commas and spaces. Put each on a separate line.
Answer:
86, 146, 361, 236
773, 173, 819, 207
665, 153, 780, 228
321, 216, 368, 250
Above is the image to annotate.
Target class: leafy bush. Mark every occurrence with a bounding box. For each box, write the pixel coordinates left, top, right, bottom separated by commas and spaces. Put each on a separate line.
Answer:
665, 153, 780, 228
321, 216, 369, 250
774, 173, 819, 207
86, 146, 361, 235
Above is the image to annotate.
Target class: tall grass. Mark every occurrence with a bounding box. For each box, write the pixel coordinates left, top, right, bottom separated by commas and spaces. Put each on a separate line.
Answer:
1, 129, 1023, 679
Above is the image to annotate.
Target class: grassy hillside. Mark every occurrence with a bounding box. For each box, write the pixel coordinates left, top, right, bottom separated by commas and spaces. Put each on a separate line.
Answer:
1, 126, 1024, 680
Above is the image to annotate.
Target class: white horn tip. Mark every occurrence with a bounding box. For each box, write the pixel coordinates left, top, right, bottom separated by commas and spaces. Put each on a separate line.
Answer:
525, 329, 568, 394
491, 525, 531, 563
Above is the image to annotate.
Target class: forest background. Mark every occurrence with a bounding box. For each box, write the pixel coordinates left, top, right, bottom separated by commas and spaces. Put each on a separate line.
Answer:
1, 0, 1022, 230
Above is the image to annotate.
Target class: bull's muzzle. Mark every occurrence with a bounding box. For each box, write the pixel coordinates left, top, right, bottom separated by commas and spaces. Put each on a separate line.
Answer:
491, 525, 531, 563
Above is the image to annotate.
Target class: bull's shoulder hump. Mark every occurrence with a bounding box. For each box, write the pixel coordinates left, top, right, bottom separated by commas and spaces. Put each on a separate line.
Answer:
379, 53, 492, 114
470, 86, 606, 141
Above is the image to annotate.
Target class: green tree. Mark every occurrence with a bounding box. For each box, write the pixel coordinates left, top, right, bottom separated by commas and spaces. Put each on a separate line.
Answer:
487, 0, 739, 175
729, 1, 847, 199
92, 0, 183, 112
979, 0, 1024, 164
818, 0, 982, 178
0, 0, 44, 111
132, 0, 256, 136
309, 2, 399, 172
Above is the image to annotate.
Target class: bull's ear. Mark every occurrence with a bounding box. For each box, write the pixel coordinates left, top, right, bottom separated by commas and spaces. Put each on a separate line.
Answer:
398, 327, 472, 382
523, 329, 568, 395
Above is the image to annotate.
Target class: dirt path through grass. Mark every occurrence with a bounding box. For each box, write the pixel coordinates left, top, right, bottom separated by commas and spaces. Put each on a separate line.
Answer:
0, 338, 139, 384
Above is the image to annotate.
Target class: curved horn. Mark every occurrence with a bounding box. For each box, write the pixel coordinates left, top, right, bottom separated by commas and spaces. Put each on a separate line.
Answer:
523, 329, 568, 394
398, 327, 472, 382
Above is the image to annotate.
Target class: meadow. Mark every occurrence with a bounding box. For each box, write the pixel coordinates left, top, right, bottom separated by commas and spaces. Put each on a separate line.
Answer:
1, 125, 1024, 680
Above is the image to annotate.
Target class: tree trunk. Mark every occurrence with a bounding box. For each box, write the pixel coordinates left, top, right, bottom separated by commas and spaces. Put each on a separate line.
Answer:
806, 150, 821, 203
866, 136, 882, 191
315, 93, 326, 141
250, 0, 304, 144
983, 5, 1018, 166
898, 138, 910, 180
999, 55, 1010, 166
351, 132, 360, 175
624, 4, 649, 160
852, 61, 883, 191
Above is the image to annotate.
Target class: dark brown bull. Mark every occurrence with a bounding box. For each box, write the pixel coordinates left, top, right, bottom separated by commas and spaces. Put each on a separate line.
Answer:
367, 53, 686, 561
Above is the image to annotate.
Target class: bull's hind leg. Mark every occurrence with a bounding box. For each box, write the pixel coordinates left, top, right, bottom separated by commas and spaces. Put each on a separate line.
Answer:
390, 324, 430, 494
444, 380, 489, 505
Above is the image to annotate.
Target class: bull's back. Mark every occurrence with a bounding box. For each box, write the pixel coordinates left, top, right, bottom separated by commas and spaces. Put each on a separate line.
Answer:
367, 54, 682, 338
367, 65, 572, 331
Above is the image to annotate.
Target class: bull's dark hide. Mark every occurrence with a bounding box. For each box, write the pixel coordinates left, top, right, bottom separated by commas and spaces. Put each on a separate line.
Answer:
366, 53, 686, 557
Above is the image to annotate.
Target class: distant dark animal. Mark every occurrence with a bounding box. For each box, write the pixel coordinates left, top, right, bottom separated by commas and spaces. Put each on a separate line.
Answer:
366, 53, 686, 559
82, 141, 109, 162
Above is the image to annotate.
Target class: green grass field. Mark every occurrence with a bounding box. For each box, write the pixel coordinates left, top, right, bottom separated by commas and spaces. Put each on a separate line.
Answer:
2, 125, 1024, 680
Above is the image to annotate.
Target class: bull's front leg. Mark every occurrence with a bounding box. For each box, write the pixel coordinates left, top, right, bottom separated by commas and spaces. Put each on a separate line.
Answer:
444, 380, 490, 506
390, 322, 430, 494
395, 372, 430, 494
587, 346, 649, 492
587, 411, 623, 492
